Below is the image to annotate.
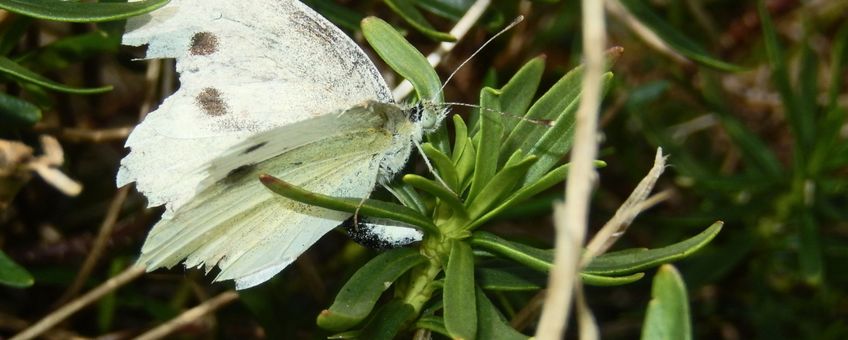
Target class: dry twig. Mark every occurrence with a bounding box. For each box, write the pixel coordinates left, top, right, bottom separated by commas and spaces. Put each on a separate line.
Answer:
56, 186, 131, 304
11, 265, 147, 340
135, 291, 239, 340
535, 0, 606, 338
583, 148, 667, 262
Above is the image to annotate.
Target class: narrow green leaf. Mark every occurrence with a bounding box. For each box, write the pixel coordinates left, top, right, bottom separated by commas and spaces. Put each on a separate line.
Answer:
470, 231, 552, 273
317, 248, 426, 331
0, 92, 41, 127
468, 160, 606, 229
585, 222, 723, 275
826, 22, 848, 112
810, 22, 848, 175
470, 232, 639, 285
798, 212, 823, 285
501, 64, 584, 164
361, 17, 442, 104
0, 249, 33, 288
416, 0, 472, 20
582, 272, 645, 286
468, 88, 504, 202
0, 0, 169, 23
451, 114, 469, 164
500, 55, 546, 134
477, 267, 545, 291
385, 181, 429, 216
641, 265, 692, 340
758, 0, 811, 155
798, 31, 818, 145
415, 315, 450, 337
467, 152, 537, 220
476, 287, 529, 340
402, 174, 466, 218
618, 0, 743, 71
455, 137, 476, 191
357, 299, 417, 340
444, 241, 477, 340
421, 143, 459, 191
384, 0, 455, 41
361, 17, 450, 154
0, 56, 111, 94
260, 174, 438, 234
523, 73, 612, 183
97, 258, 125, 332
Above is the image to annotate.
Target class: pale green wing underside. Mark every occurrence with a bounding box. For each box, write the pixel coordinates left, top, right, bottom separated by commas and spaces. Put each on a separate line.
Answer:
138, 103, 403, 289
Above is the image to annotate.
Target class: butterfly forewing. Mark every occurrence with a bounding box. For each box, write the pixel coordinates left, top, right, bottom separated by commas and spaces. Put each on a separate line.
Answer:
119, 0, 393, 216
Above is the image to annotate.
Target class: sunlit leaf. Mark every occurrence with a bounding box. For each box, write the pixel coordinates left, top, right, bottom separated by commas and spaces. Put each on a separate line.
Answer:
317, 248, 426, 331
444, 241, 477, 340
0, 56, 112, 94
0, 249, 33, 288
0, 0, 169, 22
0, 92, 41, 127
585, 222, 723, 275
641, 265, 692, 340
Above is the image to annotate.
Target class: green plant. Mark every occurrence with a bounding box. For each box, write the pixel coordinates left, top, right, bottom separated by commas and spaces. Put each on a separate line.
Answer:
260, 16, 721, 339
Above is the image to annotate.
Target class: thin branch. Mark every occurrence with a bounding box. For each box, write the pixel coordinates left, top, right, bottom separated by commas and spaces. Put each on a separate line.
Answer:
509, 289, 547, 331
575, 283, 599, 340
135, 291, 239, 340
583, 148, 667, 262
56, 186, 131, 304
535, 0, 606, 337
391, 0, 491, 99
11, 265, 146, 340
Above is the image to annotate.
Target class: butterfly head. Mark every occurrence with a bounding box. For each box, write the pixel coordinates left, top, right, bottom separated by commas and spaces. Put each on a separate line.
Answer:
409, 100, 449, 133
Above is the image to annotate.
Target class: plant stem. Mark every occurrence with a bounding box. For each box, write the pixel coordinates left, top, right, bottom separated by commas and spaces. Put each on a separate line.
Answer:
402, 234, 449, 313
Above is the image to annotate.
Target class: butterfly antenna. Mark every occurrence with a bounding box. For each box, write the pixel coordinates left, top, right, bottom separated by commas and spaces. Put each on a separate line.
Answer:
439, 101, 555, 127
436, 16, 525, 99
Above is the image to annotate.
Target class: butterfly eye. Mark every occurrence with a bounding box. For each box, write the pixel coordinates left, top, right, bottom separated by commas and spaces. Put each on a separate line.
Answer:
414, 102, 445, 131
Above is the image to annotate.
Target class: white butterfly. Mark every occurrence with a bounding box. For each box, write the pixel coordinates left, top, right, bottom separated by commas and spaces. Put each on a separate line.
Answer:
119, 0, 435, 289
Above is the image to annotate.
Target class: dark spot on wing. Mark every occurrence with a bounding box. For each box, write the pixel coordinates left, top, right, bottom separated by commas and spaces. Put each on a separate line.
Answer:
196, 87, 228, 116
243, 142, 267, 155
292, 161, 303, 166
223, 164, 255, 184
190, 32, 219, 56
